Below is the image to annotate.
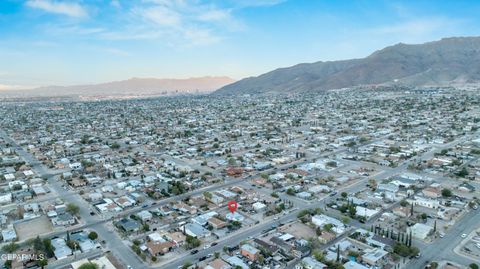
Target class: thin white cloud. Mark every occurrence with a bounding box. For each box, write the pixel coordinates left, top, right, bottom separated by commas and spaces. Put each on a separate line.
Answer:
23, 0, 277, 47
25, 0, 88, 18
365, 17, 464, 42
140, 5, 182, 27
103, 47, 130, 57
131, 1, 238, 46
231, 0, 286, 8
110, 0, 121, 8
183, 27, 221, 46
197, 9, 231, 22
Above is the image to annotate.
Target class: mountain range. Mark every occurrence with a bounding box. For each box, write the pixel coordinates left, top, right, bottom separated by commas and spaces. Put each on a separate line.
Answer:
0, 76, 235, 99
215, 37, 480, 95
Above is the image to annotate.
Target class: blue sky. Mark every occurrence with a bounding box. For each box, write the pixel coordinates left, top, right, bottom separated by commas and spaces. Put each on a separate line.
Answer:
1, 0, 480, 89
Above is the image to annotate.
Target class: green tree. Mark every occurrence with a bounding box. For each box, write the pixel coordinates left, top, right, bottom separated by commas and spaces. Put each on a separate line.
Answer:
470, 264, 479, 269
110, 143, 120, 149
312, 249, 324, 262
88, 231, 98, 240
2, 242, 19, 253
33, 236, 43, 253
66, 203, 80, 216
286, 188, 295, 195
43, 239, 55, 257
441, 188, 453, 198
203, 192, 212, 200
38, 258, 48, 269
457, 167, 469, 177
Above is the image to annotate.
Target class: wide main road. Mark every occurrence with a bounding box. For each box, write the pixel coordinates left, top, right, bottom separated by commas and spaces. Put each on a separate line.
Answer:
408, 209, 480, 268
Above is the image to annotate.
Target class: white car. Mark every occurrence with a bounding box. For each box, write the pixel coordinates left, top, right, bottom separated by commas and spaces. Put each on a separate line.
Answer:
461, 233, 467, 238
203, 244, 210, 250
439, 232, 445, 238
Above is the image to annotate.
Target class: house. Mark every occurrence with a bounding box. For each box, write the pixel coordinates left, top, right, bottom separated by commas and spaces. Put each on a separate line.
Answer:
378, 183, 399, 193
458, 182, 475, 192
411, 196, 440, 209
253, 238, 279, 255
146, 241, 174, 256
296, 192, 313, 200
422, 187, 441, 199
165, 232, 186, 246
51, 238, 72, 260
225, 167, 244, 177
52, 213, 75, 226
391, 177, 416, 188
208, 217, 227, 229
226, 212, 244, 222
0, 193, 12, 204
88, 192, 103, 202
1, 228, 17, 242
318, 231, 336, 244
366, 234, 396, 250
343, 261, 369, 269
114, 196, 136, 208
362, 248, 389, 266
96, 199, 122, 212
147, 232, 164, 242
172, 202, 197, 215
225, 256, 248, 269
240, 244, 259, 261
270, 236, 293, 253
117, 218, 141, 232
355, 206, 379, 220
32, 186, 47, 196
192, 211, 218, 226
300, 257, 328, 269
407, 223, 433, 240
137, 210, 153, 222
70, 178, 86, 187
392, 206, 411, 218
183, 223, 211, 238
252, 202, 267, 212
312, 215, 346, 234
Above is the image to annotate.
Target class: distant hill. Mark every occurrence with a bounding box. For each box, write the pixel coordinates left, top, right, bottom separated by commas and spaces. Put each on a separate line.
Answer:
0, 76, 235, 99
215, 37, 480, 95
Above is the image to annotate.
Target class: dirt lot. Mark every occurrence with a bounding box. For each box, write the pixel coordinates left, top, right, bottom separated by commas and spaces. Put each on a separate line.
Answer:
14, 215, 53, 241
279, 221, 316, 240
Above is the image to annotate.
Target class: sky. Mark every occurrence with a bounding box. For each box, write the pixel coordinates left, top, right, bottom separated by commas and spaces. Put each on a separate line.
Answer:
1, 0, 480, 89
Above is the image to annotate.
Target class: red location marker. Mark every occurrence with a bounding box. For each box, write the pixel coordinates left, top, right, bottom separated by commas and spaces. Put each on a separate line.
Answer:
228, 201, 238, 213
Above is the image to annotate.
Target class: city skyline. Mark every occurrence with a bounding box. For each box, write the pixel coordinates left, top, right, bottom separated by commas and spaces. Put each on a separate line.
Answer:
1, 0, 480, 89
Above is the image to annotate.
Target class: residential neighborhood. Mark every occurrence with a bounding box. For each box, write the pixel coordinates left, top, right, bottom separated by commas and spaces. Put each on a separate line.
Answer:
0, 86, 479, 269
